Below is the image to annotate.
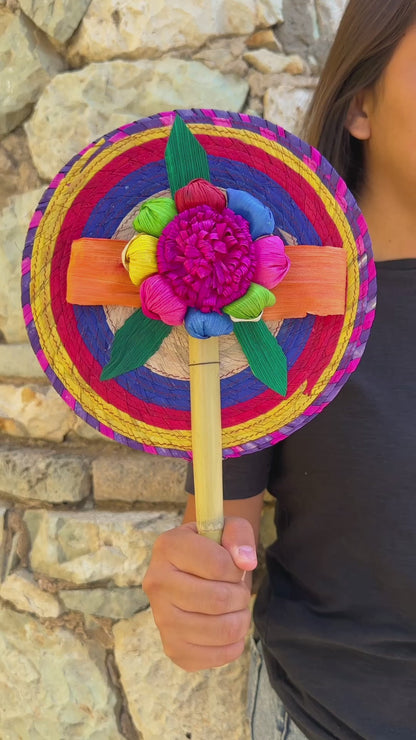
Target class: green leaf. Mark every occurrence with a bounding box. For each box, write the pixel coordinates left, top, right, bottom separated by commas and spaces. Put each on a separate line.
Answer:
165, 115, 211, 195
233, 320, 287, 395
101, 310, 172, 381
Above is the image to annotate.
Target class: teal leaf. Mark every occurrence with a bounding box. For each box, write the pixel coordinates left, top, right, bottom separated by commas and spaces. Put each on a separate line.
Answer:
233, 320, 287, 395
165, 115, 211, 196
101, 310, 172, 381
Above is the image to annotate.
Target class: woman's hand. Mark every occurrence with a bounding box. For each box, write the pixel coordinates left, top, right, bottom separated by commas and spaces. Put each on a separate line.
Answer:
143, 517, 258, 672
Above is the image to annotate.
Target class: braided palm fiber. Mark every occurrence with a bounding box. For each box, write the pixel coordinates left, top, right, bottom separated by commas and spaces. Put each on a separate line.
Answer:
22, 109, 376, 460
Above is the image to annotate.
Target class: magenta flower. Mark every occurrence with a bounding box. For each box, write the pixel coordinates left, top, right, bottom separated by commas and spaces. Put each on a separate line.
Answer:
122, 182, 290, 330
157, 204, 256, 313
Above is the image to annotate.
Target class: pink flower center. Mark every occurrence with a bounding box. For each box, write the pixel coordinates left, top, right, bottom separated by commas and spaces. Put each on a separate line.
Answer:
157, 204, 256, 312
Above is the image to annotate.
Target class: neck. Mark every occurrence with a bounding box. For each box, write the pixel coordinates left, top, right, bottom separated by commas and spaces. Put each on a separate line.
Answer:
358, 176, 416, 262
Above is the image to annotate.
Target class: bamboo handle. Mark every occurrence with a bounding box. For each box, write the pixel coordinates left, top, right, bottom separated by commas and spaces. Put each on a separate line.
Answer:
189, 335, 224, 543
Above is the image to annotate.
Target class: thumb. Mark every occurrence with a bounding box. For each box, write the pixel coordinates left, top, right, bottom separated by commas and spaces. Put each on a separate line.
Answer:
221, 516, 258, 572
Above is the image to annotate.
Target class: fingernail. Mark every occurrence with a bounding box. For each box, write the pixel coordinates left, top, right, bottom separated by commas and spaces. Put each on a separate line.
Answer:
237, 546, 257, 564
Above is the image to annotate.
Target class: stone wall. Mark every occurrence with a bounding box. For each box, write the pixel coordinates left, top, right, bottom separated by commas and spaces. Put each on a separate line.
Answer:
0, 1, 346, 738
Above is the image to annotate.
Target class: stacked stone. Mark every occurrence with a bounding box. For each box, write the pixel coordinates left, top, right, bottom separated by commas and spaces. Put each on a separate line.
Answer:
0, 1, 346, 738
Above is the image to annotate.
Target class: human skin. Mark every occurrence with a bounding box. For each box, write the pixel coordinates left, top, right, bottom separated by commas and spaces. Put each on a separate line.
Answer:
143, 24, 416, 672
142, 497, 263, 671
346, 24, 416, 261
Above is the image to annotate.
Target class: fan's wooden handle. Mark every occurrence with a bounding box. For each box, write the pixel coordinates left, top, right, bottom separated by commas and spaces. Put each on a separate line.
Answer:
189, 335, 224, 543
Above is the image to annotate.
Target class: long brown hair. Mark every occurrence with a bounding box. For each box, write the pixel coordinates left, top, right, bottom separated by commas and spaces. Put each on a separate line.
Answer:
303, 0, 416, 195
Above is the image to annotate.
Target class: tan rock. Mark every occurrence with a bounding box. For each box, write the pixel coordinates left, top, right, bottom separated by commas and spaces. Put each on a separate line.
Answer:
193, 36, 248, 76
0, 383, 75, 442
0, 10, 65, 136
68, 0, 272, 64
256, 0, 284, 26
0, 604, 123, 738
71, 416, 112, 442
0, 445, 91, 504
26, 59, 249, 180
0, 343, 45, 379
19, 0, 91, 43
244, 49, 305, 75
0, 187, 44, 343
0, 568, 63, 618
248, 69, 317, 98
24, 508, 181, 586
264, 83, 314, 134
0, 377, 109, 442
246, 29, 283, 51
113, 608, 251, 740
60, 585, 149, 619
93, 447, 187, 504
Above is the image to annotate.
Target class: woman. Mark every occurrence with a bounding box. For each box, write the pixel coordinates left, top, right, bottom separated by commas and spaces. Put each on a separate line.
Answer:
143, 1, 416, 737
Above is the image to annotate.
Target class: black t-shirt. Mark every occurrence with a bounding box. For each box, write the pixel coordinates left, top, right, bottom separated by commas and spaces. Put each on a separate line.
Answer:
186, 260, 416, 739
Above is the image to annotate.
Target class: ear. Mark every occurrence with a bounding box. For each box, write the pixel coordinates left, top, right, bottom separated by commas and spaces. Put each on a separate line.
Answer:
345, 91, 372, 140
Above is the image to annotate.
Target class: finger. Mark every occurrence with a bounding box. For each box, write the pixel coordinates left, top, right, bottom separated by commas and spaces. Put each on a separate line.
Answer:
220, 517, 258, 571
180, 608, 252, 647
160, 570, 251, 615
163, 638, 246, 672
156, 605, 251, 648
153, 523, 244, 582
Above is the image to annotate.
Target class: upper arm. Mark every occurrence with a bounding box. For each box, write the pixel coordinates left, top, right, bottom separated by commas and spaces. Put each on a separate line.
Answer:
183, 490, 265, 545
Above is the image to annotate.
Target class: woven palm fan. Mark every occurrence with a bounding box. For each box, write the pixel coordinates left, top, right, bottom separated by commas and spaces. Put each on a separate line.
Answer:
22, 109, 376, 542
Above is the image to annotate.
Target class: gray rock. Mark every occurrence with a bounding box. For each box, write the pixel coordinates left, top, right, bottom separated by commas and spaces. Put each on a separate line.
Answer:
264, 83, 314, 134
93, 448, 187, 504
0, 10, 65, 136
0, 604, 123, 738
19, 0, 91, 43
60, 585, 149, 619
277, 0, 318, 54
113, 608, 251, 740
0, 187, 44, 343
0, 445, 91, 504
0, 127, 44, 213
314, 0, 347, 65
316, 0, 347, 39
277, 0, 346, 68
24, 508, 181, 586
25, 58, 249, 180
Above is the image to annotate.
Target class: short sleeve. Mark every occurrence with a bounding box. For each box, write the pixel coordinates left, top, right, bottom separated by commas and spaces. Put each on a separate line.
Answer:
185, 446, 277, 500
